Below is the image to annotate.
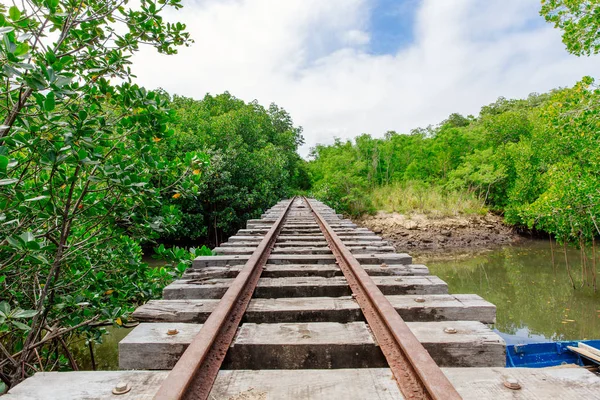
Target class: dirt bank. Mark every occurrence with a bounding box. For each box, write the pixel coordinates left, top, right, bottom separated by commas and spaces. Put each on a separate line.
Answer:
355, 211, 520, 255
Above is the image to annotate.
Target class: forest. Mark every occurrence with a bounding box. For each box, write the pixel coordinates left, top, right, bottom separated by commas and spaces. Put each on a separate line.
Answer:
0, 0, 304, 389
0, 0, 598, 391
308, 80, 600, 246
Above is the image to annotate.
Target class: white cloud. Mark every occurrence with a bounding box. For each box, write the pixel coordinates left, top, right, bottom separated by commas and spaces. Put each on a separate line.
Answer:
343, 30, 371, 46
131, 0, 600, 156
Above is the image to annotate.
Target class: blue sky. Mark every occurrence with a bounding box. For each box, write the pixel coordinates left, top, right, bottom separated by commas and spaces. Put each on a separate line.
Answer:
369, 0, 419, 54
132, 0, 600, 156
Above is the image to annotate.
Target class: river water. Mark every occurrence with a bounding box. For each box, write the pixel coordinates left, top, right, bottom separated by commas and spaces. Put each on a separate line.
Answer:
70, 240, 600, 370
424, 240, 600, 344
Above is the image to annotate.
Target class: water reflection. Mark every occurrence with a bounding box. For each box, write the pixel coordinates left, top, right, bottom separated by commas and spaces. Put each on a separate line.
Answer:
425, 240, 600, 344
69, 326, 132, 370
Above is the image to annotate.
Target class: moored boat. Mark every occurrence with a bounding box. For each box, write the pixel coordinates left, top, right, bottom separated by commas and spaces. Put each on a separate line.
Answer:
506, 340, 600, 368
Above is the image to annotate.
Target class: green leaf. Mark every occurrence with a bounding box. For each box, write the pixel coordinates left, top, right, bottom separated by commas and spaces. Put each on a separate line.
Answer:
11, 320, 30, 331
0, 27, 14, 34
24, 75, 48, 90
2, 64, 20, 77
13, 309, 37, 318
2, 31, 15, 54
45, 50, 56, 64
19, 231, 34, 243
26, 240, 40, 250
0, 178, 18, 185
0, 302, 9, 317
54, 75, 72, 87
0, 155, 8, 172
9, 7, 21, 21
14, 42, 29, 56
25, 195, 48, 202
5, 237, 21, 249
44, 92, 56, 112
31, 254, 49, 264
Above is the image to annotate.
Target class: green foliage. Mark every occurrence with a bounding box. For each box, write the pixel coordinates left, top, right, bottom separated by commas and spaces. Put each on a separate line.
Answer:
0, 0, 194, 388
0, 301, 37, 332
308, 120, 485, 215
519, 78, 600, 242
481, 110, 533, 145
541, 0, 600, 56
308, 81, 600, 245
159, 93, 305, 244
308, 139, 375, 215
447, 148, 507, 205
154, 244, 212, 274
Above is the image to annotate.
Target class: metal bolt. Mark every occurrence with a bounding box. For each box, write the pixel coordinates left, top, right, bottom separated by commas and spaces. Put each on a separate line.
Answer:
112, 381, 131, 395
444, 327, 457, 334
503, 378, 521, 390
167, 328, 179, 335
380, 263, 388, 268
415, 297, 426, 303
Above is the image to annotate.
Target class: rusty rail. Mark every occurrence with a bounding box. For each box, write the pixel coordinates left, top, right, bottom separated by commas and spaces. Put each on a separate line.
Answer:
303, 197, 462, 400
153, 197, 296, 400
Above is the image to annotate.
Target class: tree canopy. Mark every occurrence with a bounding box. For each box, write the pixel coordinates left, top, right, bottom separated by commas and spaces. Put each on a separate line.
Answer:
308, 82, 600, 247
158, 93, 304, 245
541, 0, 600, 56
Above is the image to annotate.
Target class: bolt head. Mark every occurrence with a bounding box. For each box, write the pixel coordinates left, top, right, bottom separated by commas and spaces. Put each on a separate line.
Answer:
380, 263, 388, 268
444, 327, 457, 334
167, 328, 179, 335
415, 297, 426, 303
112, 382, 131, 395
503, 378, 521, 390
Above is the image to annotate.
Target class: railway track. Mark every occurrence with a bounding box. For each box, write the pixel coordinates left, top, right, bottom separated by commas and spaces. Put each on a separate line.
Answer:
9, 197, 600, 399
125, 197, 502, 399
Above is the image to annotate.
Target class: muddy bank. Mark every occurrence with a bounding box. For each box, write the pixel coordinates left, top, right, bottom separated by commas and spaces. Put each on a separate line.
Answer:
355, 211, 521, 255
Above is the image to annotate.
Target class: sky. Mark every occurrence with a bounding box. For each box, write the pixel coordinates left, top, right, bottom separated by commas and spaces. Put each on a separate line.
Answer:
131, 0, 600, 156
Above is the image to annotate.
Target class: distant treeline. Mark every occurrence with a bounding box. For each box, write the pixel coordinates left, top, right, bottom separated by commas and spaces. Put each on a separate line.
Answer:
159, 92, 307, 246
307, 78, 600, 244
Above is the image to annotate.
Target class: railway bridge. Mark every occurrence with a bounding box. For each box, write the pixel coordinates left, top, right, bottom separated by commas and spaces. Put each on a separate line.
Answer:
7, 198, 600, 399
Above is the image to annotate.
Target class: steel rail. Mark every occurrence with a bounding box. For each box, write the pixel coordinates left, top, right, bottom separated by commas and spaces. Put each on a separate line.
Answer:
303, 197, 462, 400
153, 197, 296, 400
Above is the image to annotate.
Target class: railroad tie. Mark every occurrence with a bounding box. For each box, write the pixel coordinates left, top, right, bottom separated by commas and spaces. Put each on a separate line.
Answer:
122, 198, 503, 399
10, 198, 600, 399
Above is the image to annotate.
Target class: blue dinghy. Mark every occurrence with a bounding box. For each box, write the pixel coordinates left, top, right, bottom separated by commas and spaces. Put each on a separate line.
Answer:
506, 340, 600, 368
